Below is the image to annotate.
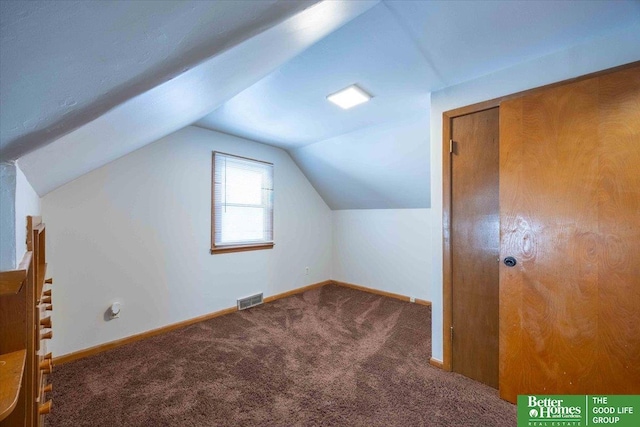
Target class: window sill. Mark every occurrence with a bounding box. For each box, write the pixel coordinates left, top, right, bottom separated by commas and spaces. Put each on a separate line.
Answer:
210, 243, 274, 255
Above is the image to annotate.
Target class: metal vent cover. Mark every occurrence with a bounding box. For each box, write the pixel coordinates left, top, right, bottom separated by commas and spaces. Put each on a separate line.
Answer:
237, 293, 264, 310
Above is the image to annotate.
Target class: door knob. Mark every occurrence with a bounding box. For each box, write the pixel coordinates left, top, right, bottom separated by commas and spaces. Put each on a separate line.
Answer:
503, 256, 517, 267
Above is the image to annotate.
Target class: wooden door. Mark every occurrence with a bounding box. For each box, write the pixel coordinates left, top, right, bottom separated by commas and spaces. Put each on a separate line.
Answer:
499, 66, 640, 402
451, 107, 500, 388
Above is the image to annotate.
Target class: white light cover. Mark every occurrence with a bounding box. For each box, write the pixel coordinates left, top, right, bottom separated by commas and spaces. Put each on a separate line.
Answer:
327, 85, 372, 109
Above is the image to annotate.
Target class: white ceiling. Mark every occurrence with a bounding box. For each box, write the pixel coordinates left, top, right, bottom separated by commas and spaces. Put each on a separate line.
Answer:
0, 0, 319, 160
197, 0, 640, 209
196, 3, 433, 149
290, 112, 430, 209
198, 0, 640, 149
14, 1, 378, 195
384, 0, 640, 88
3, 0, 640, 208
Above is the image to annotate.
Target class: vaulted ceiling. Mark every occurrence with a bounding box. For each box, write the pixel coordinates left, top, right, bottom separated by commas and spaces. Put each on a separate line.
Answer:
0, 0, 319, 160
7, 0, 378, 195
197, 0, 640, 209
2, 0, 640, 207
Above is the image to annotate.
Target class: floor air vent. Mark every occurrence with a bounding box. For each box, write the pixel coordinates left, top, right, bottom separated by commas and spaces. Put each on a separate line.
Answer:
237, 293, 264, 310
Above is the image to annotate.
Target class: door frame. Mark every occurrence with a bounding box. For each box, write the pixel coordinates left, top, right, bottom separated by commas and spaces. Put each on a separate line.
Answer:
440, 60, 640, 372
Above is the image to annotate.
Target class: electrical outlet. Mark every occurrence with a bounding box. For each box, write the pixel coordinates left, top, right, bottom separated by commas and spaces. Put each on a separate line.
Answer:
305, 267, 309, 275
410, 296, 416, 303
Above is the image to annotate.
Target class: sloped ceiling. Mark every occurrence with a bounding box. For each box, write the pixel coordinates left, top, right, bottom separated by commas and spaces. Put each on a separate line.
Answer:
4, 0, 640, 206
197, 0, 640, 210
290, 112, 430, 209
0, 0, 319, 160
384, 0, 640, 88
197, 3, 434, 149
10, 0, 378, 195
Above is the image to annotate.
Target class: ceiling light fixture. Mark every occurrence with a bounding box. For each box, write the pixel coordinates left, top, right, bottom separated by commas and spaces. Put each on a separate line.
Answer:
327, 84, 372, 110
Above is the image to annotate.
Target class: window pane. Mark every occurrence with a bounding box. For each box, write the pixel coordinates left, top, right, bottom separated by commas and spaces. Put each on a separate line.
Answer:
224, 167, 263, 205
220, 206, 265, 243
213, 152, 273, 250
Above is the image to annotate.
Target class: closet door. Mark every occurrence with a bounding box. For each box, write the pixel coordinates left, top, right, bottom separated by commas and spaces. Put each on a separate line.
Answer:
450, 108, 500, 388
499, 66, 640, 403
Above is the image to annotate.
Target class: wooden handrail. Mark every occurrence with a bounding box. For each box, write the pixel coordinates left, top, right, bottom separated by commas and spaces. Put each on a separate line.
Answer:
0, 252, 33, 296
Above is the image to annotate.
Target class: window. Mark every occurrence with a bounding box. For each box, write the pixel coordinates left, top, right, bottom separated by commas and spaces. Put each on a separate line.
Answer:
211, 152, 274, 254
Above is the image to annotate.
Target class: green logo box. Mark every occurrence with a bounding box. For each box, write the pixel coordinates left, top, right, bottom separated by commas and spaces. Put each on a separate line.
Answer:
518, 395, 640, 427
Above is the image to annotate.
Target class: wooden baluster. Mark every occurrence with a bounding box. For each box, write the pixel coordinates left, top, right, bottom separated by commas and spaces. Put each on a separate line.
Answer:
39, 359, 52, 373
38, 401, 52, 415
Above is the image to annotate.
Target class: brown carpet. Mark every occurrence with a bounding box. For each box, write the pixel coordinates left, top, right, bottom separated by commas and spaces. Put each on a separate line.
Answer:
47, 284, 515, 426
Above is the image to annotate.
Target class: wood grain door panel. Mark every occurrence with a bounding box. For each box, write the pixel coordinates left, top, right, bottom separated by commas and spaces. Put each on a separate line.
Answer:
451, 107, 500, 388
499, 66, 640, 402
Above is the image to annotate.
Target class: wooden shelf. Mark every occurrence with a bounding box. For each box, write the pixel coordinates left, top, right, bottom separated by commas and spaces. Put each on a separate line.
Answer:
0, 349, 27, 422
0, 253, 32, 296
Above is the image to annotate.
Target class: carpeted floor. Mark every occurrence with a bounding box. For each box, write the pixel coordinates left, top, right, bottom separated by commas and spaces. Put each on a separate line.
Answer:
47, 284, 516, 426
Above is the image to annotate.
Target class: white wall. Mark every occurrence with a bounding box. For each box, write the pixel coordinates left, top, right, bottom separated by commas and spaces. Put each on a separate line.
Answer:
0, 161, 41, 269
332, 209, 438, 302
42, 126, 332, 357
428, 24, 640, 362
0, 162, 16, 270
15, 164, 41, 261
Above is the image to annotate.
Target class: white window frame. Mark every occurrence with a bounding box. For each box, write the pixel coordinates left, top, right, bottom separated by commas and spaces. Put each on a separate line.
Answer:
211, 152, 274, 254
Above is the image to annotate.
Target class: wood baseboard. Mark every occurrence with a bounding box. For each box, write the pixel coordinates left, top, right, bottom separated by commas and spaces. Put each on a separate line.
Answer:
53, 279, 430, 365
54, 306, 239, 365
263, 280, 332, 303
429, 357, 444, 369
331, 280, 431, 307
54, 280, 332, 365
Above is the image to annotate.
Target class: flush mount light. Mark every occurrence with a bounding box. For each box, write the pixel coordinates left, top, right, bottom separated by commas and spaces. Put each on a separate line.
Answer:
327, 84, 372, 110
